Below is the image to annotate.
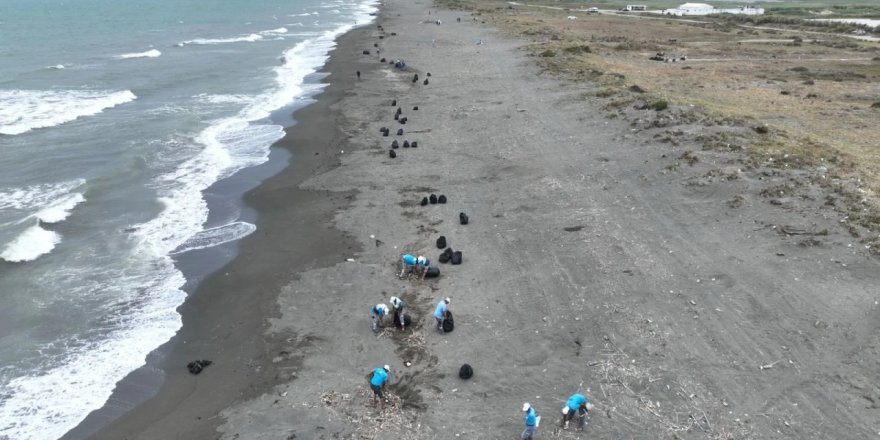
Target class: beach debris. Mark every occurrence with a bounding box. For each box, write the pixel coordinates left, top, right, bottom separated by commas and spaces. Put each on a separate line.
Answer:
438, 195, 447, 204
439, 247, 453, 263
403, 140, 410, 148
451, 251, 463, 265
346, 258, 356, 262
391, 99, 397, 106
436, 236, 447, 249
187, 359, 212, 374
399, 117, 408, 124
389, 149, 396, 158
362, 50, 370, 55
391, 140, 399, 148
459, 364, 474, 379
411, 141, 418, 148
429, 194, 438, 204
425, 266, 440, 278
397, 128, 403, 135
421, 197, 429, 206
759, 360, 780, 370
412, 73, 419, 83
413, 106, 419, 111
459, 212, 469, 225
423, 79, 429, 85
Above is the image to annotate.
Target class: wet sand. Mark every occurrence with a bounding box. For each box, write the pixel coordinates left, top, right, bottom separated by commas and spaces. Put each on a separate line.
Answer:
86, 0, 880, 438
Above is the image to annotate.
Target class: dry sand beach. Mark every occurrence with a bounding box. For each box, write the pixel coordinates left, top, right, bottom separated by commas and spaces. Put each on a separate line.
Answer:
87, 0, 879, 439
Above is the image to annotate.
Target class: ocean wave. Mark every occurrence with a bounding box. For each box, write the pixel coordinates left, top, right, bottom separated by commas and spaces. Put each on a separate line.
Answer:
260, 27, 288, 35
0, 263, 185, 439
35, 193, 85, 223
118, 49, 162, 59
178, 33, 263, 46
0, 2, 382, 437
0, 180, 85, 262
0, 179, 86, 212
0, 224, 61, 262
0, 89, 137, 136
170, 221, 256, 254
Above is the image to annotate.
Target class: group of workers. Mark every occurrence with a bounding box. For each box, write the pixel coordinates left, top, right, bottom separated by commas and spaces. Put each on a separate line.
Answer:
399, 253, 431, 279
369, 254, 594, 437
521, 393, 592, 439
370, 296, 451, 333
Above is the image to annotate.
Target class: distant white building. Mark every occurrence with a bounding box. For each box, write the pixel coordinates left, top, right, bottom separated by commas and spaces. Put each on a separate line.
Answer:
662, 3, 764, 16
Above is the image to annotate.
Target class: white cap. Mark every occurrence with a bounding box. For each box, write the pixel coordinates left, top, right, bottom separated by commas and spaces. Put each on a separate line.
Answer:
444, 297, 451, 303
586, 402, 594, 411
390, 297, 401, 308
522, 403, 531, 411
417, 256, 426, 264
383, 364, 390, 372
562, 406, 569, 415
378, 304, 389, 314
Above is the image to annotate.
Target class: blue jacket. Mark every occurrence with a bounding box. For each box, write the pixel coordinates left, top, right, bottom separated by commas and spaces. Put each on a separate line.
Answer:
371, 305, 386, 317
524, 407, 537, 426
566, 394, 588, 411
434, 301, 447, 319
370, 368, 388, 387
402, 254, 416, 266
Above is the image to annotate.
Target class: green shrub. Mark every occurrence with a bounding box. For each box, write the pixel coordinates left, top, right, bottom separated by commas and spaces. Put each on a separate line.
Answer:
650, 100, 668, 111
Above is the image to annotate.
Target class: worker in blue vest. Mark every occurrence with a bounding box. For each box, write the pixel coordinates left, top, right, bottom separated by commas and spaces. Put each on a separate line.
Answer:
522, 402, 538, 439
369, 365, 391, 408
561, 393, 591, 430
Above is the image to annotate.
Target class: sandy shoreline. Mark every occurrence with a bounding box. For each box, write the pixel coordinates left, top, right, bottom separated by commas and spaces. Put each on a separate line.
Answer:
75, 24, 376, 440
79, 0, 880, 438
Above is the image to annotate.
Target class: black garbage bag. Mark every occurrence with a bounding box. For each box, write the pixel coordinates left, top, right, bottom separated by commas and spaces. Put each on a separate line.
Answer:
429, 194, 438, 204
451, 251, 462, 265
459, 364, 473, 379
459, 212, 469, 225
394, 313, 412, 328
442, 311, 454, 333
421, 197, 429, 206
187, 360, 212, 375
411, 141, 418, 148
389, 150, 396, 158
438, 195, 447, 204
425, 266, 440, 278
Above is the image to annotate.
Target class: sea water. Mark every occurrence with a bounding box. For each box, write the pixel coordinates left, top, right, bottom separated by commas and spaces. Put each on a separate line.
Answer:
0, 0, 377, 438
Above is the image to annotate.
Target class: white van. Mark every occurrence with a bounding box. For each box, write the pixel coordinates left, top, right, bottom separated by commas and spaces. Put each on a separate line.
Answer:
587, 7, 599, 13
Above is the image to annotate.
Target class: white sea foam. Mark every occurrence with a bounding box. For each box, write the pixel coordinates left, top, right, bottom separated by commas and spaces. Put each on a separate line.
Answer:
178, 33, 263, 46
0, 89, 136, 135
194, 93, 253, 105
35, 193, 86, 223
118, 49, 162, 59
0, 179, 85, 212
260, 27, 288, 35
0, 224, 61, 262
0, 264, 185, 439
171, 221, 256, 254
47, 64, 66, 70
0, 180, 85, 262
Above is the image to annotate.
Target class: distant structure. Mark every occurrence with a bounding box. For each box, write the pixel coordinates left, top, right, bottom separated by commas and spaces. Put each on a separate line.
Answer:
662, 3, 764, 16
622, 5, 647, 11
